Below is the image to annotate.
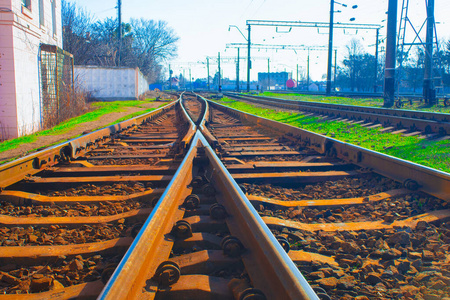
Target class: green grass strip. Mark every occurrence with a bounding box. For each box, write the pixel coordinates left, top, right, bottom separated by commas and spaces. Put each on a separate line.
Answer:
0, 136, 38, 155
0, 99, 155, 154
258, 92, 450, 114
216, 97, 450, 173
108, 108, 156, 125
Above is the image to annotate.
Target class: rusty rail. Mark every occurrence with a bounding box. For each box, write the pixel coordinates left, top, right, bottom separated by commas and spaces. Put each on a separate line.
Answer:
2, 91, 449, 299
203, 97, 450, 202
0, 95, 197, 298
99, 132, 318, 299
224, 92, 450, 135
191, 93, 450, 299
0, 100, 182, 189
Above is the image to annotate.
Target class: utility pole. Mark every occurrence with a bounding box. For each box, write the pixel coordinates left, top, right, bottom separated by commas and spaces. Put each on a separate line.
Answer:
374, 28, 379, 93
189, 68, 192, 90
169, 64, 172, 90
334, 49, 337, 91
267, 58, 270, 91
236, 48, 240, 92
383, 0, 398, 107
218, 52, 221, 91
296, 64, 299, 91
117, 0, 122, 66
247, 24, 251, 92
423, 0, 436, 105
326, 0, 334, 96
207, 57, 210, 90
307, 49, 310, 91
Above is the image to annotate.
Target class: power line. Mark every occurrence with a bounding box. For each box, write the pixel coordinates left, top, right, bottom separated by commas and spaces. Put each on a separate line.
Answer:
226, 43, 331, 51
246, 20, 382, 30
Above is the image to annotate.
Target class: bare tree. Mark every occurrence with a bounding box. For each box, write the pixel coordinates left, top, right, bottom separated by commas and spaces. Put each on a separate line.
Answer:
130, 19, 179, 82
336, 39, 380, 92
61, 0, 96, 64
62, 1, 179, 83
90, 18, 122, 66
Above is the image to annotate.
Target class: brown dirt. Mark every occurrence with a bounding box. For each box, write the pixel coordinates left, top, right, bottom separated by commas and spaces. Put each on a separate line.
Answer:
0, 100, 172, 164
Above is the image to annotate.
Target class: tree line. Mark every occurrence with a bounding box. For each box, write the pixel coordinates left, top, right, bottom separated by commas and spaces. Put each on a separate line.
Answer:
62, 1, 179, 83
335, 39, 450, 93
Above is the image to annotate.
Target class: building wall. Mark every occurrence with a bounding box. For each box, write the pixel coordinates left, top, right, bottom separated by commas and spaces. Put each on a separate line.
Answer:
0, 23, 17, 139
0, 0, 62, 139
75, 66, 149, 100
258, 72, 289, 90
136, 69, 148, 98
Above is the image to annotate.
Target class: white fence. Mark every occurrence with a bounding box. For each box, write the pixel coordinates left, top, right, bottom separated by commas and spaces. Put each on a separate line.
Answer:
74, 66, 149, 100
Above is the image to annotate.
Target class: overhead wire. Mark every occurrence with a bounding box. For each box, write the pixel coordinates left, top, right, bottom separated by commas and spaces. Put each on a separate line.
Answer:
251, 0, 267, 18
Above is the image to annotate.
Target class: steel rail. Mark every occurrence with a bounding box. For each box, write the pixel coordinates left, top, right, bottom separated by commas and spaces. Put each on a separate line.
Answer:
0, 96, 199, 298
99, 131, 318, 299
190, 93, 318, 298
191, 94, 450, 299
268, 89, 449, 100
98, 132, 200, 300
0, 100, 183, 189
205, 98, 450, 202
180, 92, 207, 126
99, 97, 319, 299
224, 92, 450, 133
201, 133, 318, 300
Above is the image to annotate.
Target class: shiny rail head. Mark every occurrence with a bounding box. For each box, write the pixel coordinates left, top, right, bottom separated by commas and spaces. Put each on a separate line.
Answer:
98, 131, 318, 300
180, 92, 208, 126
98, 131, 203, 299
225, 91, 450, 120
197, 133, 318, 300
205, 99, 450, 202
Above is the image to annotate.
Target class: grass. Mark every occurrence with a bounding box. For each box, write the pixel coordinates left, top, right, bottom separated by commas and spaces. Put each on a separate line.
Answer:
0, 99, 157, 155
215, 97, 450, 173
257, 92, 450, 114
108, 108, 156, 125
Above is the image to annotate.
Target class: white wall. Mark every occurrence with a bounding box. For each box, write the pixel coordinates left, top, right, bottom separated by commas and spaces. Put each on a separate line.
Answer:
0, 0, 62, 139
75, 66, 149, 100
136, 69, 148, 98
0, 22, 17, 139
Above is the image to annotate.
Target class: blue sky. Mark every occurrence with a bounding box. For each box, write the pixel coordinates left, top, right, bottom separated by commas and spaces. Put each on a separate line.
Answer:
73, 0, 450, 81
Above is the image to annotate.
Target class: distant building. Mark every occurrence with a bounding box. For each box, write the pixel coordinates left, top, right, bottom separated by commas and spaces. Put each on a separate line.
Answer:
0, 0, 63, 140
170, 77, 179, 88
308, 83, 319, 92
258, 72, 289, 90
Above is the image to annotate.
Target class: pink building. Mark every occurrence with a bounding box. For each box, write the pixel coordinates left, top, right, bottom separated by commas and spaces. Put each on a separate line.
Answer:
0, 0, 62, 140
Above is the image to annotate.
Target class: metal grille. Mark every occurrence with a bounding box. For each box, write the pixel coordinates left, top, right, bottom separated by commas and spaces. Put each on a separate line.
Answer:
39, 44, 74, 129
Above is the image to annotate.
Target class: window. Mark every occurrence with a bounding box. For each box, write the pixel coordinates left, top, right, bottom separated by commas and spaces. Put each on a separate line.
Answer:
21, 0, 32, 18
51, 0, 56, 36
39, 0, 44, 27
21, 0, 31, 9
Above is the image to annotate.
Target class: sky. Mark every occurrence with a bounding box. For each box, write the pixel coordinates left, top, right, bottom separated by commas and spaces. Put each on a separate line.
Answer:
73, 0, 450, 82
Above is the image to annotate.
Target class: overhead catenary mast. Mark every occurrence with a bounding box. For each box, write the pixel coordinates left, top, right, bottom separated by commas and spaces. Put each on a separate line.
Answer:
117, 0, 122, 66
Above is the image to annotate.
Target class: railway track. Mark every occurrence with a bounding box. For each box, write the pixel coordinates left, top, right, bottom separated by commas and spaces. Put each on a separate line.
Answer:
223, 92, 450, 138
267, 90, 450, 105
0, 92, 449, 299
189, 93, 450, 300
0, 96, 316, 299
0, 100, 195, 298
